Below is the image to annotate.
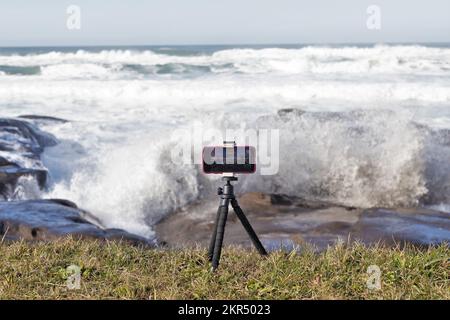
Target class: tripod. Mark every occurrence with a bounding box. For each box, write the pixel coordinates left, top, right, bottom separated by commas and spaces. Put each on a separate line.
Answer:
208, 176, 268, 271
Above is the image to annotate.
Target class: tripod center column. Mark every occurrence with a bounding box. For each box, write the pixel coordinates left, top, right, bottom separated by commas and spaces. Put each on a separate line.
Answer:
222, 181, 235, 199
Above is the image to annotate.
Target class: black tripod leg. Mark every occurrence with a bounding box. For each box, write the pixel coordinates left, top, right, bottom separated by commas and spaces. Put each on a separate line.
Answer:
208, 206, 221, 261
231, 198, 268, 256
211, 199, 229, 271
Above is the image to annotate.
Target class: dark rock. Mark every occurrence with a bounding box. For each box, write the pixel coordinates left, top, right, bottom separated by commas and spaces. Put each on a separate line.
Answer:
270, 194, 293, 205
155, 192, 450, 251
277, 108, 305, 119
0, 118, 58, 152
18, 115, 68, 124
350, 208, 450, 246
48, 198, 78, 209
0, 165, 47, 188
269, 193, 353, 210
0, 200, 153, 246
0, 118, 58, 199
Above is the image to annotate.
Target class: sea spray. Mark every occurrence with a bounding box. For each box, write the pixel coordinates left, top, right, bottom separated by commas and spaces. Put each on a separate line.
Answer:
0, 44, 449, 237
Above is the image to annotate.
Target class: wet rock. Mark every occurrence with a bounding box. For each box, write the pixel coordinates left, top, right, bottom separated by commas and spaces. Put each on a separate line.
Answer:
351, 208, 450, 246
155, 192, 450, 251
0, 118, 57, 199
18, 115, 69, 124
277, 108, 305, 119
0, 118, 58, 152
0, 199, 153, 246
270, 194, 293, 205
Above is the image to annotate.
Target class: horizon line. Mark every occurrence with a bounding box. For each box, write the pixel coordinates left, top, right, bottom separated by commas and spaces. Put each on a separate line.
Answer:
0, 41, 449, 49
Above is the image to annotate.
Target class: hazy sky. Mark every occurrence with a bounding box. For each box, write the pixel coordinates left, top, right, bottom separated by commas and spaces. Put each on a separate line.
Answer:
0, 0, 449, 46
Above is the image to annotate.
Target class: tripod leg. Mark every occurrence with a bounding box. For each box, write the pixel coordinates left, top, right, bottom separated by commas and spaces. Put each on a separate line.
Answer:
211, 199, 229, 271
208, 206, 221, 261
230, 198, 268, 256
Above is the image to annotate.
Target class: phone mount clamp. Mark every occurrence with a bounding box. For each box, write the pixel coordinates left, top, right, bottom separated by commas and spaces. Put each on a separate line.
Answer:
208, 141, 268, 271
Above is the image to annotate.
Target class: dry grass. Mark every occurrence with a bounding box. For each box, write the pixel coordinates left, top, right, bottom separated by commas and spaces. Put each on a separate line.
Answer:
0, 238, 448, 300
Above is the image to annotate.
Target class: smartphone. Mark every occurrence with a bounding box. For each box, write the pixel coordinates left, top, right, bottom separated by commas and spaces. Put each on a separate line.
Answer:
202, 146, 256, 174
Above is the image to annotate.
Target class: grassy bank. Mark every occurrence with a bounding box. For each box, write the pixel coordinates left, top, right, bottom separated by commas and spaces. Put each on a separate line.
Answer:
0, 238, 448, 299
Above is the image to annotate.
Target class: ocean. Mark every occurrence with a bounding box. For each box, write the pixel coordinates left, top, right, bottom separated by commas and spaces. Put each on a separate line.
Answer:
0, 44, 449, 238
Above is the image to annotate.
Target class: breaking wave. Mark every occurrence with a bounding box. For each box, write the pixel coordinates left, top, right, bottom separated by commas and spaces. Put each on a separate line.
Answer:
0, 45, 449, 79
245, 109, 450, 208
0, 44, 449, 237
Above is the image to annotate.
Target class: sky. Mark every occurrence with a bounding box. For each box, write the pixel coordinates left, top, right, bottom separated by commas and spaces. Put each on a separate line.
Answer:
0, 0, 449, 46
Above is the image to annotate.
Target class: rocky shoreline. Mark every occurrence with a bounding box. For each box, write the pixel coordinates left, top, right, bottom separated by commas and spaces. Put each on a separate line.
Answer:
155, 192, 450, 251
0, 116, 449, 250
0, 199, 151, 245
0, 117, 153, 246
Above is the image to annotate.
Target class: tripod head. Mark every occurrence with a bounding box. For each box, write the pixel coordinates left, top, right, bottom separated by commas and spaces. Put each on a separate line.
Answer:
218, 176, 238, 198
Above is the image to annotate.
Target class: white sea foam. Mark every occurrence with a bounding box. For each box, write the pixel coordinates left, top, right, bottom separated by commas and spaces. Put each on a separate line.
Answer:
0, 45, 449, 237
0, 45, 450, 76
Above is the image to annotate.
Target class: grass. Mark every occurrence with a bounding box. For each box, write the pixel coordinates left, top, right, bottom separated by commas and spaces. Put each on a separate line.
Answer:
0, 238, 448, 300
